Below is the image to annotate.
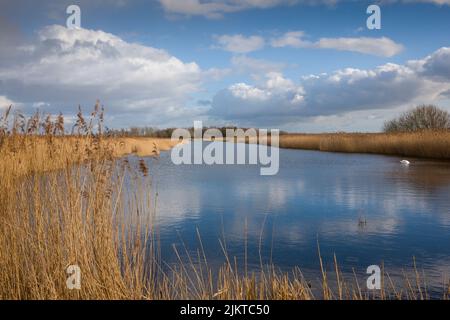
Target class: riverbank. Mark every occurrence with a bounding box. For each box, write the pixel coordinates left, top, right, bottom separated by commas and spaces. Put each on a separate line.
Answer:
274, 131, 450, 160
0, 136, 179, 177
112, 137, 180, 156
1, 132, 449, 299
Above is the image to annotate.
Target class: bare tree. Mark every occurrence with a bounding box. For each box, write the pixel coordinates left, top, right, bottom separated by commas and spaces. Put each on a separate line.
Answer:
384, 105, 450, 133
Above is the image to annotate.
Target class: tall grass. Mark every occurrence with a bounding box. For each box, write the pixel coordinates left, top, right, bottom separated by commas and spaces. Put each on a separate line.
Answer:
0, 107, 448, 299
277, 132, 450, 159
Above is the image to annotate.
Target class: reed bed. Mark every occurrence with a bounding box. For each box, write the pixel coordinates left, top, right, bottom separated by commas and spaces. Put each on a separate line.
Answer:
0, 107, 448, 300
0, 107, 178, 178
276, 132, 450, 159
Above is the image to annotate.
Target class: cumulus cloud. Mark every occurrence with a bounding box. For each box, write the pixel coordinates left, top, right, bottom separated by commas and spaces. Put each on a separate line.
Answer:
214, 34, 265, 53
415, 47, 450, 81
210, 46, 450, 127
271, 31, 404, 57
211, 72, 306, 123
0, 25, 205, 127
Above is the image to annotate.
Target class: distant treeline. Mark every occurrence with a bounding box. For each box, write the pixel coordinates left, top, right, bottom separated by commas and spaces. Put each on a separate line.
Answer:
109, 127, 177, 138
109, 126, 288, 138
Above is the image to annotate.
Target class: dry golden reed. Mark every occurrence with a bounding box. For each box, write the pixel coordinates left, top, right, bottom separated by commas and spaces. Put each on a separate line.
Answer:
0, 106, 448, 300
276, 132, 450, 159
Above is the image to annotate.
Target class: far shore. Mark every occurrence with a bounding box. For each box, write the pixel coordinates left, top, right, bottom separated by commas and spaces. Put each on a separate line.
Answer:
0, 136, 181, 177
6, 132, 449, 179
274, 132, 450, 160
109, 131, 450, 161
213, 131, 450, 160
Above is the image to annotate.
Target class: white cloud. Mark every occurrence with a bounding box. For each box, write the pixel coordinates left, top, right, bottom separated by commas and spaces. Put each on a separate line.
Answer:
211, 72, 306, 122
271, 31, 404, 57
316, 37, 404, 57
159, 0, 450, 18
214, 34, 265, 53
159, 0, 301, 18
398, 0, 450, 5
0, 25, 205, 127
217, 31, 403, 57
159, 0, 241, 18
415, 47, 450, 81
210, 46, 450, 128
270, 31, 309, 48
0, 96, 17, 110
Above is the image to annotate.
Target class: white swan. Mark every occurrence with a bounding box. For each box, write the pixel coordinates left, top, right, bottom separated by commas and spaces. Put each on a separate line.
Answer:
400, 160, 410, 165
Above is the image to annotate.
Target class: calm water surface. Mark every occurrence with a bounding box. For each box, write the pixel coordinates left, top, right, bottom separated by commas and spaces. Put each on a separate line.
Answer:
133, 142, 450, 295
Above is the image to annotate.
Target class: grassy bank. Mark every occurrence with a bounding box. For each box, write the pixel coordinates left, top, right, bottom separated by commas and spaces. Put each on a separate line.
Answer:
276, 131, 450, 160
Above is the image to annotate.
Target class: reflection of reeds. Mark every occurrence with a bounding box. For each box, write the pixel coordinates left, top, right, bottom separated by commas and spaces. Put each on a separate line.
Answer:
273, 132, 450, 160
0, 108, 448, 300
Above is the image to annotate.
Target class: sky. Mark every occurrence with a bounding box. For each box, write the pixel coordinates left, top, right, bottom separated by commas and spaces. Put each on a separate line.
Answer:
0, 0, 450, 132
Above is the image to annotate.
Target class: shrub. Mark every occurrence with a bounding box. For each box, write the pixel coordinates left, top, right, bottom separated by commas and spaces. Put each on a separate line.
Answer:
384, 105, 450, 133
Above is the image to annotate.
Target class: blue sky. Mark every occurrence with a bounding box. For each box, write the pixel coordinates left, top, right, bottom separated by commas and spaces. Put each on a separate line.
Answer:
1, 0, 450, 132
